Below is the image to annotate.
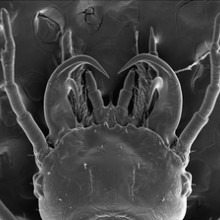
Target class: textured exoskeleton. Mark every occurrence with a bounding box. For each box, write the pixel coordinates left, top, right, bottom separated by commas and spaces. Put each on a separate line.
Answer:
1, 7, 220, 220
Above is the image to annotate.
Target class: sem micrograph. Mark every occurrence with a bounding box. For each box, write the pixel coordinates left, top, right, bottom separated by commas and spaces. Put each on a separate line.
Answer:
0, 1, 220, 220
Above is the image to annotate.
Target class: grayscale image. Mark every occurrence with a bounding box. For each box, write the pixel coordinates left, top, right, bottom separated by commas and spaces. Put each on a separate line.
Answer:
0, 1, 220, 220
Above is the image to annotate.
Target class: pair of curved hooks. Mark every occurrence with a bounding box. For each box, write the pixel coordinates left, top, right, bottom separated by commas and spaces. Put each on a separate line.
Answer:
1, 8, 220, 167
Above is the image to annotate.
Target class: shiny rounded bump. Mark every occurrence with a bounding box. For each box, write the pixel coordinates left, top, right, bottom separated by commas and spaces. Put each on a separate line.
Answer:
65, 78, 78, 101
147, 76, 163, 108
